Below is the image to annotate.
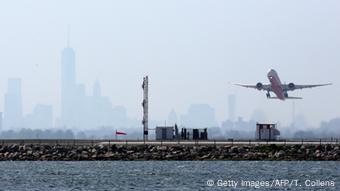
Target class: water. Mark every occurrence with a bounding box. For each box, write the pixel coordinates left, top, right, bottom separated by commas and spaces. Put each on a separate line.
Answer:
0, 161, 338, 191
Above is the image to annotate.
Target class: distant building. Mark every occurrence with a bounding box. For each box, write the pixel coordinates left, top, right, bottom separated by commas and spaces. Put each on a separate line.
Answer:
4, 78, 23, 129
155, 126, 174, 140
60, 42, 77, 127
255, 123, 280, 140
60, 37, 129, 129
24, 104, 53, 129
228, 94, 236, 122
180, 104, 218, 128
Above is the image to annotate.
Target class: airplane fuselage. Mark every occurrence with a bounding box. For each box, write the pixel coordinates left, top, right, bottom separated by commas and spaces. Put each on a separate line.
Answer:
234, 69, 331, 100
267, 69, 285, 100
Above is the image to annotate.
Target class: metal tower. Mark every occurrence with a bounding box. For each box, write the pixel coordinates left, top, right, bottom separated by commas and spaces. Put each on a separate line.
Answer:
142, 76, 149, 141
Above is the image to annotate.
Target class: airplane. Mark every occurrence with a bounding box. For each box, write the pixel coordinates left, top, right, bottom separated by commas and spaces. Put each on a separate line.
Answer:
234, 69, 332, 100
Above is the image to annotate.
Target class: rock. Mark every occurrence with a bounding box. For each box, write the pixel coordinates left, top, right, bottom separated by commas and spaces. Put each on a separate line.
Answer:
230, 146, 238, 153
149, 146, 156, 152
9, 144, 19, 152
27, 150, 33, 155
165, 154, 173, 159
0, 143, 337, 161
110, 145, 117, 152
103, 153, 114, 159
238, 147, 246, 153
0, 146, 8, 153
274, 150, 285, 158
201, 154, 211, 160
33, 152, 40, 158
81, 154, 89, 159
157, 146, 168, 151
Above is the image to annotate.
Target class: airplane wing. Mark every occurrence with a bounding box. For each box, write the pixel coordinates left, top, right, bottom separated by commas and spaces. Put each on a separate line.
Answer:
234, 84, 272, 91
283, 83, 332, 91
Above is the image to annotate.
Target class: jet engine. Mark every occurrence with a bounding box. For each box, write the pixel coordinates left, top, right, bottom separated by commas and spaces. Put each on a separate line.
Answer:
288, 83, 295, 90
256, 82, 263, 90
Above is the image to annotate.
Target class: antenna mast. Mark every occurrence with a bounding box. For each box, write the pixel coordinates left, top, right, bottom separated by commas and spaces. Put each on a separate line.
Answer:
142, 76, 149, 141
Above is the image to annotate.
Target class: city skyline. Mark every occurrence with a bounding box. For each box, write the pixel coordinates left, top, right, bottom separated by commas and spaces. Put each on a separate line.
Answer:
0, 1, 339, 128
0, 34, 339, 138
0, 34, 337, 129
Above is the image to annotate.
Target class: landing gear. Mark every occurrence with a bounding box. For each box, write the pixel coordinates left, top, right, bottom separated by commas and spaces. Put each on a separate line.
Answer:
284, 92, 288, 98
266, 92, 271, 98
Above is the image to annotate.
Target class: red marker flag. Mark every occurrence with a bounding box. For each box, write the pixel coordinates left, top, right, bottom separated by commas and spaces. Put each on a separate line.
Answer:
115, 130, 127, 135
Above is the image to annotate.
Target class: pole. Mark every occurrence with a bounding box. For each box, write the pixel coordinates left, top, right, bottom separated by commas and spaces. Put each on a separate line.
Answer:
142, 76, 149, 142
292, 101, 295, 128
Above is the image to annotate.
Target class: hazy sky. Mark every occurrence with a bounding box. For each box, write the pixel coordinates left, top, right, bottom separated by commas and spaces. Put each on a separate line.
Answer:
0, 0, 339, 127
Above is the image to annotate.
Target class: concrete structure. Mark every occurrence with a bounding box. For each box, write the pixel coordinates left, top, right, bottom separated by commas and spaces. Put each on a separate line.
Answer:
142, 76, 149, 141
181, 128, 208, 140
155, 126, 174, 140
255, 123, 280, 140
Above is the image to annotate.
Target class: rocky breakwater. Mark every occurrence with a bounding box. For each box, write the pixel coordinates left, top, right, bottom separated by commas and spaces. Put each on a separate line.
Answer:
0, 144, 339, 161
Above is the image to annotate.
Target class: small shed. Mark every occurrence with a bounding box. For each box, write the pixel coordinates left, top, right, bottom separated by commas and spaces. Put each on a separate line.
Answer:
155, 126, 174, 140
255, 123, 280, 140
181, 128, 208, 140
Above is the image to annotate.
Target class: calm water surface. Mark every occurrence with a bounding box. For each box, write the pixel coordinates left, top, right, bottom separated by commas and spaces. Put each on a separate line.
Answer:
0, 161, 338, 191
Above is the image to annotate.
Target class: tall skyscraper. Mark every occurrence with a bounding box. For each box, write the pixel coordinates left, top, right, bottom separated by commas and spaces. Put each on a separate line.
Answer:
61, 39, 76, 127
228, 94, 236, 122
59, 33, 129, 129
4, 78, 23, 129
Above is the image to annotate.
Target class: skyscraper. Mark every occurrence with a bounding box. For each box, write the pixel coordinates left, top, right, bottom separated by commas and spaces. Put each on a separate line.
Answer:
61, 40, 76, 127
228, 94, 236, 122
4, 78, 23, 129
59, 33, 129, 129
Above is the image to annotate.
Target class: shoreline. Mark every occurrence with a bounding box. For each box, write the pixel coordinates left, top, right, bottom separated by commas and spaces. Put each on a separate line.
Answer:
0, 144, 339, 161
